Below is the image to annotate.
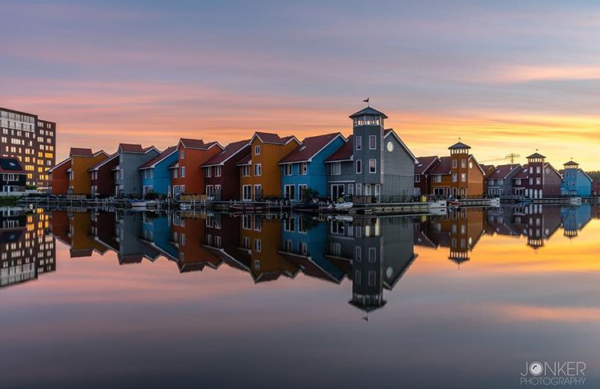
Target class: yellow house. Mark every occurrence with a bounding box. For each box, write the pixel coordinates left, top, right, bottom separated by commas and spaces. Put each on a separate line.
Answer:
68, 148, 108, 195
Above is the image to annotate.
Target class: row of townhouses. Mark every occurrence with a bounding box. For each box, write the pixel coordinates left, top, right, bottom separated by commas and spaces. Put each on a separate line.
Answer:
44, 106, 595, 200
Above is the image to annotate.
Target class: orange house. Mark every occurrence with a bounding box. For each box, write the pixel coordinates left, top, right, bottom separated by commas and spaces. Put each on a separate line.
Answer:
429, 142, 485, 198
170, 215, 222, 272
238, 132, 300, 201
67, 148, 108, 196
171, 139, 222, 197
48, 158, 72, 195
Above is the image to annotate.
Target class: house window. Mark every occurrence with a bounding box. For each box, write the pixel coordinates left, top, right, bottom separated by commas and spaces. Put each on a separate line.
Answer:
254, 164, 262, 176
205, 168, 211, 178
242, 166, 250, 177
255, 145, 261, 155
536, 166, 541, 174
461, 173, 467, 182
356, 183, 362, 195
356, 136, 362, 150
206, 185, 214, 196
300, 162, 308, 175
452, 160, 458, 168
461, 159, 467, 168
356, 159, 362, 174
368, 271, 376, 286
284, 185, 296, 200
254, 184, 262, 200
180, 185, 185, 193
331, 162, 341, 175
173, 169, 178, 179
298, 184, 307, 201
433, 175, 441, 183
348, 183, 354, 195
536, 177, 541, 185
369, 135, 377, 150
181, 150, 185, 160
415, 175, 421, 183
181, 166, 185, 178
254, 239, 262, 252
355, 247, 362, 261
452, 173, 458, 182
215, 166, 222, 177
283, 164, 292, 176
331, 184, 345, 200
369, 159, 376, 173
243, 185, 252, 201
369, 247, 376, 262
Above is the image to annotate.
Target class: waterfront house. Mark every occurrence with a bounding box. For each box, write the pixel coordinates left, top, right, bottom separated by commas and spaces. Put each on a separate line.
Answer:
325, 107, 416, 202
138, 146, 178, 196
68, 148, 108, 196
560, 160, 592, 197
512, 153, 562, 199
427, 142, 485, 198
114, 144, 160, 197
414, 156, 440, 197
561, 203, 592, 239
48, 158, 71, 195
201, 140, 250, 201
171, 138, 223, 198
485, 164, 522, 198
0, 157, 27, 193
279, 133, 346, 202
88, 153, 119, 197
239, 132, 300, 201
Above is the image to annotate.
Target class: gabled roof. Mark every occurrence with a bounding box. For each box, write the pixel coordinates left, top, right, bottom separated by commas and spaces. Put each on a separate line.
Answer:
138, 146, 178, 170
325, 135, 353, 163
178, 138, 223, 150
69, 148, 93, 157
430, 156, 452, 175
487, 164, 521, 180
514, 164, 530, 179
236, 153, 252, 166
202, 140, 250, 167
384, 128, 417, 162
119, 143, 144, 153
47, 157, 71, 173
448, 141, 471, 150
415, 156, 440, 175
0, 158, 26, 174
349, 106, 388, 119
480, 164, 496, 176
527, 152, 546, 159
279, 133, 344, 164
88, 153, 118, 171
251, 132, 300, 145
564, 160, 579, 167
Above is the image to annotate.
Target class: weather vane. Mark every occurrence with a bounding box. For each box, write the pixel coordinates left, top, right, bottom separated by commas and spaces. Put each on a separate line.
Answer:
363, 97, 370, 107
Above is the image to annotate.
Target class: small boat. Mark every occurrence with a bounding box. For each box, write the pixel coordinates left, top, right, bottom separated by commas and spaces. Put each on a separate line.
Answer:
180, 203, 193, 210
129, 200, 156, 209
448, 200, 461, 207
333, 202, 353, 211
230, 203, 266, 212
489, 198, 501, 207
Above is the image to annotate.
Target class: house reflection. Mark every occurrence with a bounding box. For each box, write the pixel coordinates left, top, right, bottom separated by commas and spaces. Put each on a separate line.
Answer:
40, 204, 600, 314
1, 208, 56, 288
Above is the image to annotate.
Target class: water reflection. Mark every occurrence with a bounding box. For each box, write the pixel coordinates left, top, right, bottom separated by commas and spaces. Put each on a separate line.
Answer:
2, 204, 597, 298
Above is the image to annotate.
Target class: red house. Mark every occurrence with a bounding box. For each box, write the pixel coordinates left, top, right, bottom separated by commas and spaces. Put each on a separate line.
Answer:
201, 140, 250, 201
171, 138, 223, 197
48, 158, 72, 195
88, 153, 119, 197
512, 152, 562, 199
414, 156, 440, 197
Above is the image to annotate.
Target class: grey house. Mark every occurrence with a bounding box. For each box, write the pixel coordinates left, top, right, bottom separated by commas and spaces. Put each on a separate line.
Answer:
114, 143, 160, 197
325, 107, 416, 202
486, 164, 522, 198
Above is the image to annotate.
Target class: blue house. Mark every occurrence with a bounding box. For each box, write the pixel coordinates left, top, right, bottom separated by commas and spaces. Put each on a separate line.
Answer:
278, 133, 346, 201
560, 203, 592, 239
561, 160, 592, 197
138, 146, 178, 196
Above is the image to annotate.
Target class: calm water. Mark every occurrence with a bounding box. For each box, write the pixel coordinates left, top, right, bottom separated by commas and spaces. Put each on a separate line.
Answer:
1, 205, 599, 389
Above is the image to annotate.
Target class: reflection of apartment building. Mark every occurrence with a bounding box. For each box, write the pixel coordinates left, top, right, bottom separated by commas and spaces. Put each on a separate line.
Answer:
512, 153, 562, 199
1, 209, 56, 288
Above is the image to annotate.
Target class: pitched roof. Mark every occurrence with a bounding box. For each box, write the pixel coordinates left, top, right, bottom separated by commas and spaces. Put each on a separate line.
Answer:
325, 135, 353, 162
279, 133, 343, 164
430, 156, 452, 175
119, 143, 144, 153
252, 132, 300, 145
47, 157, 71, 173
487, 164, 521, 180
349, 106, 388, 119
448, 141, 471, 150
236, 153, 252, 166
415, 156, 439, 175
139, 146, 177, 170
564, 160, 579, 167
514, 164, 530, 179
89, 153, 118, 171
527, 152, 546, 159
69, 148, 93, 157
202, 140, 250, 167
384, 128, 417, 162
0, 158, 25, 174
179, 138, 204, 149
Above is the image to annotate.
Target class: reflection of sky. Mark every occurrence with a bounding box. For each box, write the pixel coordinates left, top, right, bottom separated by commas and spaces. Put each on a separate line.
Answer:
1, 212, 600, 388
2, 1, 600, 169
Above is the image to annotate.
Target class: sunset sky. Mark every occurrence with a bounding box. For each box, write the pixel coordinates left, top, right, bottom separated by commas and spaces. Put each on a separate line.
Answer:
1, 0, 600, 169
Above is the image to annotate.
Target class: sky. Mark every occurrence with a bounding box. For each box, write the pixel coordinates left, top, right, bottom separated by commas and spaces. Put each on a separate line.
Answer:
1, 0, 600, 169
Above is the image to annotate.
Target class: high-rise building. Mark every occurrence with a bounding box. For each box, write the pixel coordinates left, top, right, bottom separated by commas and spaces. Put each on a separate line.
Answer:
0, 107, 56, 188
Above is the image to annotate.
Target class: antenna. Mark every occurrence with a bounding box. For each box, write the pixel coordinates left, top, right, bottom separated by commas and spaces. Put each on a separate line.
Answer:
505, 153, 520, 164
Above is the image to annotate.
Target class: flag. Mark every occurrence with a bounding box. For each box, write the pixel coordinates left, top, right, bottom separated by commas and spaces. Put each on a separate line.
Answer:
363, 98, 369, 103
